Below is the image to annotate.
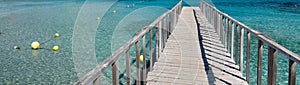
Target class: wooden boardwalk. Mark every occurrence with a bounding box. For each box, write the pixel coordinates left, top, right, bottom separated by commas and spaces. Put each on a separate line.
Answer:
74, 1, 299, 84
146, 7, 248, 85
75, 1, 299, 85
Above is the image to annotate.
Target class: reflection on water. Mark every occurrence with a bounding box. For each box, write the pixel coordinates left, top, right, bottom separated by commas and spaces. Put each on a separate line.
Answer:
32, 50, 40, 57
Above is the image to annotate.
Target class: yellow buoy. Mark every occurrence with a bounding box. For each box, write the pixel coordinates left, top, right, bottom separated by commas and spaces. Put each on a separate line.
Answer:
53, 46, 59, 51
14, 46, 20, 49
139, 55, 144, 61
31, 41, 40, 50
54, 33, 59, 38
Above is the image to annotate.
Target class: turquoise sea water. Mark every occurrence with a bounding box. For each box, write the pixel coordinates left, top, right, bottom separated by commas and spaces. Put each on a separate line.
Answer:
0, 0, 299, 84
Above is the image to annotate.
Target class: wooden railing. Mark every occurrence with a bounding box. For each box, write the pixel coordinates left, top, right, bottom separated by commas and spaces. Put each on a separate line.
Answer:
73, 0, 182, 85
201, 0, 300, 85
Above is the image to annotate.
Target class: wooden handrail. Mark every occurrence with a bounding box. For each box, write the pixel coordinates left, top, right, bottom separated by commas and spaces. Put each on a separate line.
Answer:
201, 0, 300, 63
201, 0, 299, 85
74, 0, 182, 85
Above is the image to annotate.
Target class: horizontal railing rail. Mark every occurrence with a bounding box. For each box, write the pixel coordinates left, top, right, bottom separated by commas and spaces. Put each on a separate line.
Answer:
201, 0, 299, 85
74, 0, 182, 85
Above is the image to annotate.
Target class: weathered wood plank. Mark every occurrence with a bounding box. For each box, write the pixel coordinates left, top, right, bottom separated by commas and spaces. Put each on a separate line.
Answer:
126, 49, 131, 85
267, 47, 277, 85
246, 31, 251, 83
288, 59, 296, 85
112, 62, 118, 85
136, 40, 141, 85
257, 40, 263, 85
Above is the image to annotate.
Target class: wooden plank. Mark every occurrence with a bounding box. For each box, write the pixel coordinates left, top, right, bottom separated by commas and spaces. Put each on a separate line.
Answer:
227, 19, 231, 53
112, 62, 119, 85
159, 21, 162, 55
136, 40, 141, 85
231, 22, 235, 59
149, 29, 153, 71
257, 40, 263, 85
214, 10, 218, 35
235, 24, 239, 65
246, 31, 251, 83
161, 20, 165, 51
288, 59, 296, 85
142, 35, 147, 84
155, 27, 159, 62
267, 46, 277, 85
240, 28, 244, 72
126, 49, 131, 85
220, 14, 224, 45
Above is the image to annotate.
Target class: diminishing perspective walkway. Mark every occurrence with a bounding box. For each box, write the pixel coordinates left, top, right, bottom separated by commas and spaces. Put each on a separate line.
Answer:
146, 7, 248, 85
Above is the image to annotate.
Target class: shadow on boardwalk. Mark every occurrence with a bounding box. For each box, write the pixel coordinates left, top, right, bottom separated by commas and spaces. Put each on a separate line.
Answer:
193, 9, 216, 85
194, 9, 247, 85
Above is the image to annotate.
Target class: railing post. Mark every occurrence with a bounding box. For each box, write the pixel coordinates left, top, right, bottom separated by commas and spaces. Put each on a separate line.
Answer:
161, 20, 165, 50
167, 15, 170, 38
211, 7, 213, 24
220, 14, 224, 46
267, 46, 277, 85
214, 10, 217, 33
230, 22, 235, 59
239, 28, 244, 72
174, 9, 177, 25
155, 27, 159, 62
164, 18, 168, 47
212, 10, 214, 24
221, 15, 225, 47
112, 61, 119, 85
170, 12, 174, 33
142, 35, 147, 84
207, 7, 209, 22
246, 31, 251, 83
206, 4, 207, 20
126, 49, 131, 85
222, 17, 226, 48
159, 21, 162, 55
149, 29, 153, 71
208, 5, 210, 21
204, 4, 206, 18
235, 25, 239, 65
216, 11, 219, 35
201, 0, 203, 13
216, 12, 220, 42
227, 19, 231, 53
135, 39, 141, 85
288, 59, 296, 85
209, 7, 211, 23
163, 18, 167, 49
257, 40, 263, 85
